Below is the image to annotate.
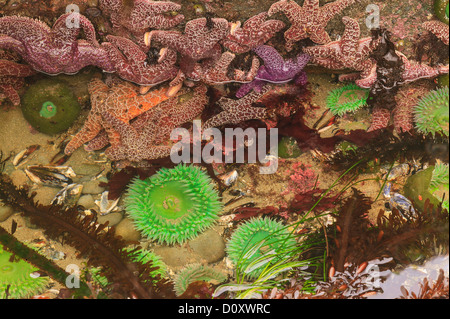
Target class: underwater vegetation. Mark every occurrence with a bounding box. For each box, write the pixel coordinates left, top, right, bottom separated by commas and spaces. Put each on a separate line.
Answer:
0, 245, 49, 299
174, 264, 227, 297
125, 164, 222, 245
0, 172, 176, 299
21, 78, 81, 135
413, 86, 449, 137
226, 217, 297, 280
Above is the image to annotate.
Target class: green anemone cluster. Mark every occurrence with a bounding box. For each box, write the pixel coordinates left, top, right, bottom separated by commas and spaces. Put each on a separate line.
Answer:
226, 217, 297, 279
413, 86, 449, 136
434, 0, 449, 24
326, 83, 369, 116
173, 264, 227, 296
21, 78, 80, 135
0, 246, 49, 299
125, 164, 222, 245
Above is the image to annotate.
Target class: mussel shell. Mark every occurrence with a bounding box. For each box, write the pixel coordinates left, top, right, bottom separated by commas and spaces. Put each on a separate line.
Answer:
25, 165, 75, 187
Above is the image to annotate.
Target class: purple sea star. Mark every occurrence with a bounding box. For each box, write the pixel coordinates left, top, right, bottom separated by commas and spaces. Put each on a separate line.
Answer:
303, 16, 380, 89
99, 0, 184, 49
102, 84, 209, 162
0, 13, 114, 74
102, 35, 178, 89
222, 12, 286, 54
268, 0, 358, 50
236, 45, 310, 98
204, 85, 271, 129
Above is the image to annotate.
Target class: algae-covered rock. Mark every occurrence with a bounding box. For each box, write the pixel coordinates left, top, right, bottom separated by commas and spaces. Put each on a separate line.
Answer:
278, 136, 302, 158
403, 167, 441, 212
21, 78, 80, 135
434, 0, 449, 24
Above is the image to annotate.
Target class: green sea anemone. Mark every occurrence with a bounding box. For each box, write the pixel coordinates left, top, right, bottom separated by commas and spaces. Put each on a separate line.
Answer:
226, 217, 297, 279
21, 78, 80, 135
125, 164, 222, 245
174, 264, 227, 296
434, 0, 449, 24
414, 86, 449, 136
326, 84, 369, 116
0, 246, 49, 299
430, 162, 449, 211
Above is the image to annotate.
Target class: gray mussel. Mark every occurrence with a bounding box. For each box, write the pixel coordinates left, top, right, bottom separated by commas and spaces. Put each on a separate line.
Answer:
25, 165, 76, 187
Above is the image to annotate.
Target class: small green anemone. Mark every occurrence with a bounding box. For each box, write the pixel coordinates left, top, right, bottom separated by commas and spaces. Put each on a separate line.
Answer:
414, 86, 449, 136
326, 84, 369, 116
174, 264, 227, 296
125, 164, 222, 245
226, 217, 297, 279
0, 246, 49, 299
21, 78, 80, 135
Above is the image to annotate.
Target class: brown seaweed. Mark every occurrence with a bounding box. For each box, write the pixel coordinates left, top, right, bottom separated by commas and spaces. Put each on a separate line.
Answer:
0, 173, 175, 299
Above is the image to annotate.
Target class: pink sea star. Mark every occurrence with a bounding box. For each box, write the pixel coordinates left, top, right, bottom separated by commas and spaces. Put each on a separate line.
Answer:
99, 0, 184, 49
0, 50, 35, 106
0, 13, 114, 74
189, 51, 260, 85
303, 16, 379, 88
145, 16, 231, 94
422, 20, 449, 46
64, 78, 172, 155
359, 50, 449, 89
268, 0, 358, 50
101, 84, 209, 162
203, 85, 271, 129
221, 12, 286, 54
102, 35, 178, 88
367, 85, 429, 133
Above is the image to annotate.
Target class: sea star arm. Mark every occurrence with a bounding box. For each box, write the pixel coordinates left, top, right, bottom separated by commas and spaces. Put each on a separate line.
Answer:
52, 12, 100, 46
422, 20, 449, 45
204, 85, 270, 129
222, 12, 285, 53
321, 0, 357, 22
77, 41, 115, 73
131, 0, 185, 29
0, 36, 27, 57
0, 82, 21, 106
253, 45, 285, 70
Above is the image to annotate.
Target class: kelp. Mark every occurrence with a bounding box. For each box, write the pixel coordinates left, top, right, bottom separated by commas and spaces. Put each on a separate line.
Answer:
0, 173, 175, 299
328, 131, 449, 171
329, 189, 448, 271
0, 222, 91, 298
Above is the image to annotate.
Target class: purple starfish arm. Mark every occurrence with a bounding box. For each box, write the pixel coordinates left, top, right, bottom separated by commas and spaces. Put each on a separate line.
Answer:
253, 45, 311, 82
253, 45, 284, 70
236, 45, 310, 97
